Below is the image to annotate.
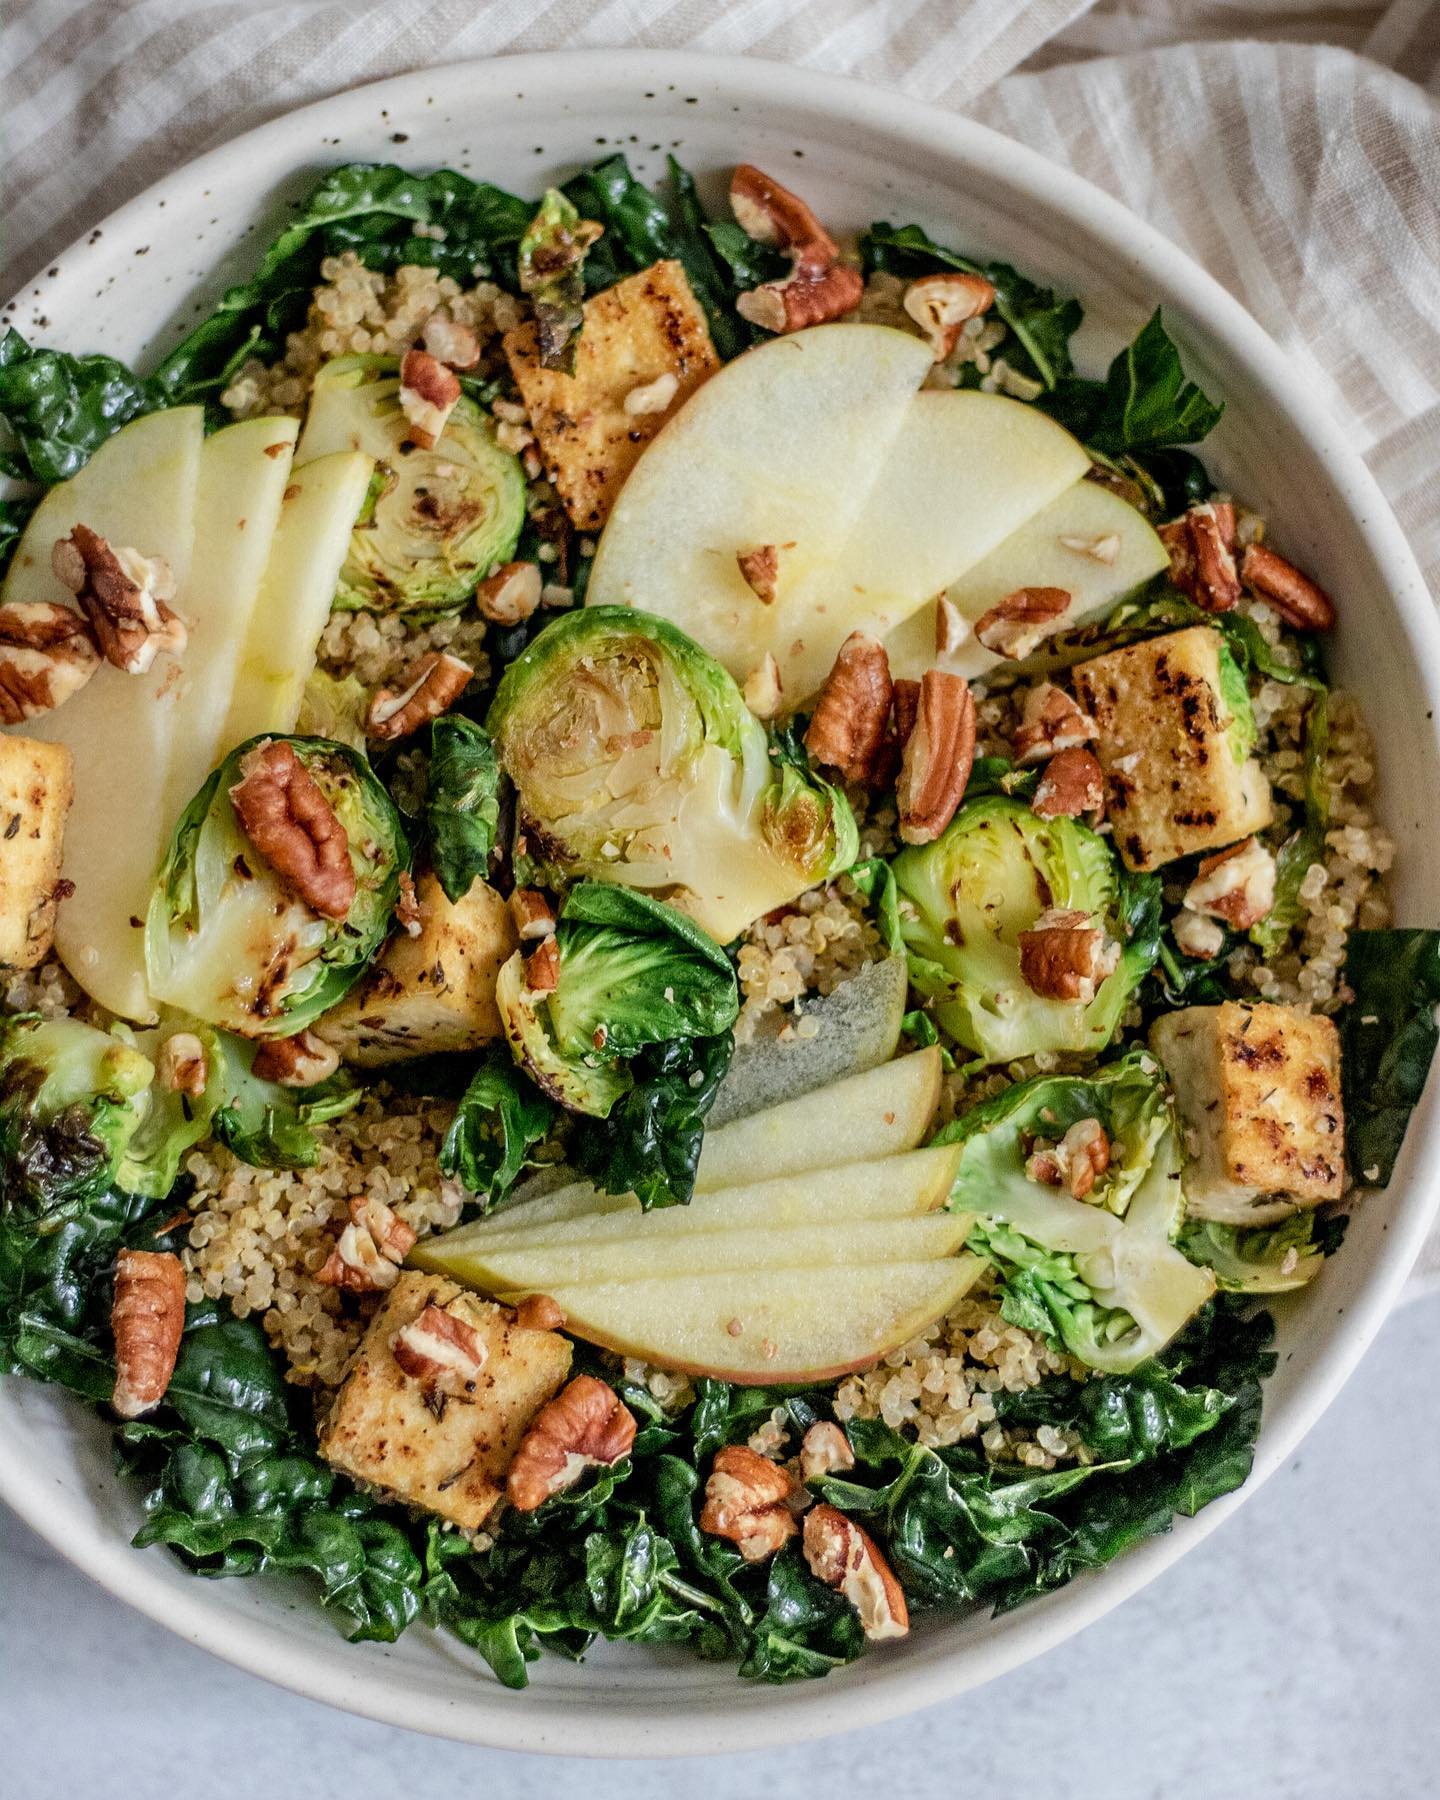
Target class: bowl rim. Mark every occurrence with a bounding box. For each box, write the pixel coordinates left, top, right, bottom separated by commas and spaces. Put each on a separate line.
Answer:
3, 44, 1437, 1757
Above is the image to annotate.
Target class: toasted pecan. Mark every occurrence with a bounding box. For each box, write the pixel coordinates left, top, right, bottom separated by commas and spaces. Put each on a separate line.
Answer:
897, 670, 976, 844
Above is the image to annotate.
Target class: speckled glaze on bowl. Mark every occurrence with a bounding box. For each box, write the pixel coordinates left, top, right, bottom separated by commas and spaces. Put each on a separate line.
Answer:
2, 48, 1437, 1758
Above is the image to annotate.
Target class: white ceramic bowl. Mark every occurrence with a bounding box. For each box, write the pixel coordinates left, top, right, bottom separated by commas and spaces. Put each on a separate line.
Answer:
3, 48, 1437, 1757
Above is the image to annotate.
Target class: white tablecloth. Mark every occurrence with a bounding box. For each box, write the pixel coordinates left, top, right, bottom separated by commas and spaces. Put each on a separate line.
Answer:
2, 0, 1438, 1285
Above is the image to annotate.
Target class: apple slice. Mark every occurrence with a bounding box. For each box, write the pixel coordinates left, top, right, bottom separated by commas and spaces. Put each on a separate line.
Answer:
432, 1211, 973, 1292
222, 449, 375, 747
586, 322, 933, 679
493, 1256, 987, 1383
696, 1047, 941, 1191
886, 477, 1169, 681
154, 417, 299, 825
9, 408, 205, 1018
412, 1143, 964, 1266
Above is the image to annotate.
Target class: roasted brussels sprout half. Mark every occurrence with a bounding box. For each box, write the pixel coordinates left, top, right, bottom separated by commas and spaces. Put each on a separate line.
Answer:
939, 1051, 1215, 1373
487, 607, 858, 942
1178, 1214, 1327, 1293
145, 735, 408, 1039
893, 796, 1159, 1065
298, 354, 525, 615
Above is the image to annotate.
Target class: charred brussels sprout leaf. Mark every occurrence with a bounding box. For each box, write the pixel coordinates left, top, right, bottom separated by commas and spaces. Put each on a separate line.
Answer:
518, 188, 604, 372
0, 1016, 154, 1231
146, 735, 407, 1039
208, 1030, 362, 1171
488, 607, 857, 943
439, 1047, 557, 1208
424, 716, 502, 903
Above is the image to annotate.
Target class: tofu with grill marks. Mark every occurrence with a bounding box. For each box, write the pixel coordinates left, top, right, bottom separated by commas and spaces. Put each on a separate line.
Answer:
1072, 626, 1271, 871
504, 259, 720, 532
318, 1271, 572, 1531
1150, 1001, 1344, 1224
0, 734, 74, 969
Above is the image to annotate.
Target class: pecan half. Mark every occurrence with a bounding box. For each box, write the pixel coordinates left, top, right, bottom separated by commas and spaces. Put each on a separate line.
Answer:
1032, 746, 1105, 821
398, 347, 461, 449
1017, 907, 1119, 1002
111, 1249, 186, 1419
421, 310, 481, 371
805, 632, 894, 785
730, 163, 863, 334
1172, 907, 1225, 961
507, 1375, 637, 1512
742, 652, 784, 720
892, 677, 920, 747
317, 1194, 417, 1293
229, 739, 356, 921
524, 934, 562, 992
802, 1504, 909, 1641
903, 272, 995, 362
393, 1298, 489, 1396
509, 886, 557, 941
1012, 682, 1096, 765
1183, 836, 1276, 929
155, 1031, 208, 1099
367, 650, 473, 741
737, 543, 780, 605
51, 526, 186, 675
699, 1444, 800, 1563
475, 560, 542, 626
897, 670, 976, 845
0, 599, 100, 722
1159, 501, 1241, 613
1241, 542, 1335, 631
799, 1421, 855, 1483
623, 371, 680, 416
974, 587, 1071, 660
251, 1027, 341, 1087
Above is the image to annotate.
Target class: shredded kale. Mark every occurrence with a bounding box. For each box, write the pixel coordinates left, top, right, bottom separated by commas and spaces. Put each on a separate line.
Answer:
1340, 930, 1440, 1185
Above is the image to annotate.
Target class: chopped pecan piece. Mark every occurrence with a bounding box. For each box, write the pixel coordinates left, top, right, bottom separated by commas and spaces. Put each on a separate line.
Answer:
1032, 746, 1105, 822
0, 600, 100, 722
155, 1030, 208, 1099
934, 595, 970, 659
367, 650, 473, 741
1159, 501, 1241, 613
421, 310, 481, 371
317, 1194, 417, 1293
395, 869, 423, 937
1017, 907, 1119, 1003
729, 163, 864, 334
699, 1443, 800, 1563
509, 886, 557, 941
111, 1249, 186, 1419
799, 1421, 855, 1482
802, 1503, 909, 1641
742, 652, 784, 720
805, 632, 893, 785
392, 1298, 490, 1396
475, 560, 542, 626
1241, 542, 1335, 631
623, 371, 680, 416
511, 1293, 566, 1332
736, 543, 780, 605
51, 525, 186, 675
525, 933, 562, 992
1012, 682, 1096, 765
398, 347, 461, 449
1059, 531, 1123, 566
229, 739, 356, 921
903, 272, 995, 361
506, 1374, 636, 1511
1025, 1117, 1111, 1199
251, 1027, 342, 1087
1183, 836, 1276, 930
1172, 906, 1225, 961
974, 586, 1071, 660
897, 670, 976, 845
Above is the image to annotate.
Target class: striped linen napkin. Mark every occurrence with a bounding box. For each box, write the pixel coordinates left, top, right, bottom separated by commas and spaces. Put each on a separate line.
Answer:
2, 0, 1438, 1288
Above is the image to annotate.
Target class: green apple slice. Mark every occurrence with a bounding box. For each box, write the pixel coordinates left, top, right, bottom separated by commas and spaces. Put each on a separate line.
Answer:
223, 449, 375, 747
886, 477, 1169, 681
494, 1255, 987, 1383
696, 1046, 941, 1191
9, 407, 205, 1019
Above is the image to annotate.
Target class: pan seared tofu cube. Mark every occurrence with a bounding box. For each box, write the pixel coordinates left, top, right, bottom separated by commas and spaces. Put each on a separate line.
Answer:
316, 875, 516, 1066
1072, 627, 1272, 871
504, 259, 719, 532
318, 1271, 572, 1531
0, 735, 74, 969
1150, 1001, 1344, 1224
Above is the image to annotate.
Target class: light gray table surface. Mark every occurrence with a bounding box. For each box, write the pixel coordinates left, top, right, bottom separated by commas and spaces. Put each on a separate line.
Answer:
2, 1294, 1435, 1800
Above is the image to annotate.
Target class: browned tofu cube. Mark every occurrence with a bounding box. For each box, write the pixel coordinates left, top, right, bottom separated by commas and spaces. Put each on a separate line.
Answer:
1150, 1001, 1344, 1223
0, 734, 74, 968
315, 875, 516, 1067
1072, 627, 1272, 871
318, 1271, 572, 1531
504, 259, 719, 531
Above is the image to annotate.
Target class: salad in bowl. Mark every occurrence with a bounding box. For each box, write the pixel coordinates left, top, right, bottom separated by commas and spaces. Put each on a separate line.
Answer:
0, 148, 1434, 1690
